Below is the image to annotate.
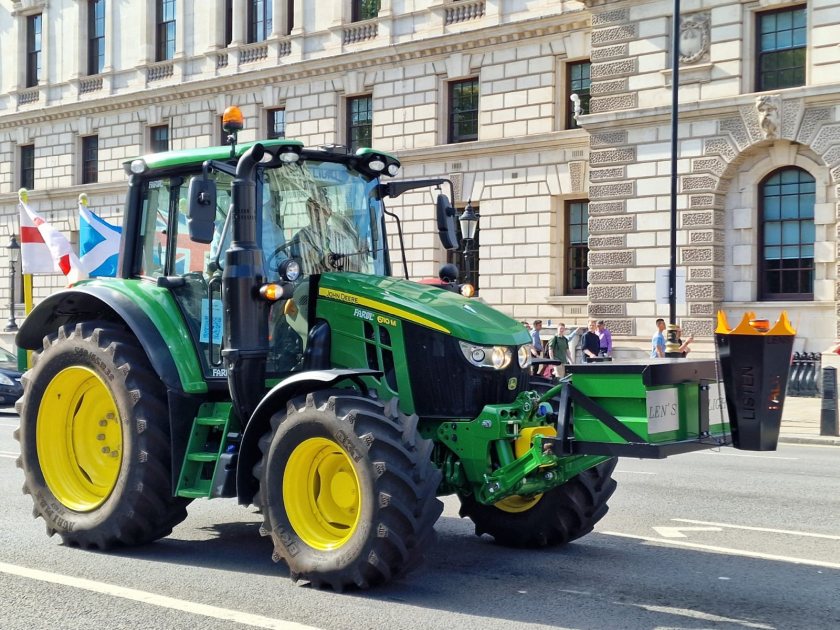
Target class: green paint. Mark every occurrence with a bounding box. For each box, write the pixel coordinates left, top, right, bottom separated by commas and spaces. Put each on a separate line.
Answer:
176, 402, 235, 498
78, 278, 207, 394
126, 139, 303, 171
318, 272, 530, 346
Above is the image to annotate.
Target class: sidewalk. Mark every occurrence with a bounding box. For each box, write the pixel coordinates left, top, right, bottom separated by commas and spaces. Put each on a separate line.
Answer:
777, 395, 840, 446
2, 398, 838, 446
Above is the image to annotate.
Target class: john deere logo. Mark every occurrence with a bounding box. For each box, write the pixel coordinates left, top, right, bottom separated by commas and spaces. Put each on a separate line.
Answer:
507, 377, 517, 390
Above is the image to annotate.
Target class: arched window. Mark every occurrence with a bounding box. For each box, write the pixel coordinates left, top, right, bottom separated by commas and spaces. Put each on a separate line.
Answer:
759, 167, 815, 300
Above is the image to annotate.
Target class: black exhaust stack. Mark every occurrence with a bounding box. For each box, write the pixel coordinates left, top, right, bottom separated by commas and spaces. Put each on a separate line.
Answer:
223, 143, 269, 424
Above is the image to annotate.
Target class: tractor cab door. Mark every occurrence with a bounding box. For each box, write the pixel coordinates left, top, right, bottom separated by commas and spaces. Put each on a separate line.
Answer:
135, 171, 234, 381
135, 170, 308, 382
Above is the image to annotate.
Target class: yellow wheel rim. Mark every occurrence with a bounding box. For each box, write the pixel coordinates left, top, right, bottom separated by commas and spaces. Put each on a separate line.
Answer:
495, 494, 543, 514
36, 366, 123, 512
283, 437, 361, 550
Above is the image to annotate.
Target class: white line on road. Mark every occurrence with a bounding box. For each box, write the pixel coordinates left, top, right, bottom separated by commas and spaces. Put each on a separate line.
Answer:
692, 451, 799, 460
652, 526, 722, 538
0, 561, 323, 630
671, 518, 840, 541
0, 453, 18, 459
0, 422, 19, 428
627, 604, 774, 630
601, 531, 840, 570
614, 470, 656, 475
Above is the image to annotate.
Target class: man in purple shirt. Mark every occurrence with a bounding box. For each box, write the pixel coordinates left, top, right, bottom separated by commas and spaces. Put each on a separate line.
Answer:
596, 320, 612, 357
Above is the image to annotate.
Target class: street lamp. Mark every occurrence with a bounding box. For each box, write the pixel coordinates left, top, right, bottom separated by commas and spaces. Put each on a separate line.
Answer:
5, 235, 20, 333
458, 200, 479, 288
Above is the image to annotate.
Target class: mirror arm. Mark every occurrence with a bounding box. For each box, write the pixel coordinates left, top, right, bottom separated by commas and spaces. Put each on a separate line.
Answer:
379, 178, 453, 200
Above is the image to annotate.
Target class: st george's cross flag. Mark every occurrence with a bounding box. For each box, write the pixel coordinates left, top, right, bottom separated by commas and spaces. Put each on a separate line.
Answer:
19, 191, 88, 285
79, 196, 121, 277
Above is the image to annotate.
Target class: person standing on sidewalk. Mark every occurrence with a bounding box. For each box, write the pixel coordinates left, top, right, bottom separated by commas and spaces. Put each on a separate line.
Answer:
596, 320, 613, 358
651, 318, 666, 358
530, 320, 544, 375
547, 323, 583, 378
581, 320, 601, 363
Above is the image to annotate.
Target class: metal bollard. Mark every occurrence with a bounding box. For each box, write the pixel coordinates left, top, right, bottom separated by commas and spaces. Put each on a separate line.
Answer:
820, 366, 840, 437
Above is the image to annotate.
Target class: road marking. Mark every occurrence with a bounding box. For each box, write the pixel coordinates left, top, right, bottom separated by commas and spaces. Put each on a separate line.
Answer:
0, 452, 18, 459
601, 531, 840, 570
692, 451, 799, 460
0, 422, 19, 428
0, 561, 323, 630
652, 526, 722, 538
672, 518, 840, 541
627, 604, 774, 629
614, 470, 656, 475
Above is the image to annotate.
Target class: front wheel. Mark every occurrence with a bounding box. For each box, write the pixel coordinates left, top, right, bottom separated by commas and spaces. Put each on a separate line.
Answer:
254, 391, 443, 590
458, 458, 617, 547
15, 322, 190, 548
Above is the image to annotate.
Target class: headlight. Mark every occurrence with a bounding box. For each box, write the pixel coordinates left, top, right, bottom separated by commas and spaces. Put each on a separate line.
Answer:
459, 341, 512, 370
0, 373, 14, 386
518, 345, 532, 369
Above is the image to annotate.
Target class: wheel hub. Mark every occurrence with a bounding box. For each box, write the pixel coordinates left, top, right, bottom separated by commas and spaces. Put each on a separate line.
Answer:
36, 366, 122, 512
283, 436, 361, 550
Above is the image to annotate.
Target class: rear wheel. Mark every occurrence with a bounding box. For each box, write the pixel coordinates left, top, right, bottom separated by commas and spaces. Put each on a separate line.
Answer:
459, 458, 617, 547
254, 391, 442, 590
15, 322, 190, 548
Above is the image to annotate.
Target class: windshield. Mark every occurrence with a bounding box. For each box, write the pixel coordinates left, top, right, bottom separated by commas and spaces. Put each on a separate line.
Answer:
137, 160, 388, 282
261, 160, 386, 278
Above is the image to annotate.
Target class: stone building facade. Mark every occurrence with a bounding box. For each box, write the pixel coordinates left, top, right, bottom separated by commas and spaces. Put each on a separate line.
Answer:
0, 0, 838, 356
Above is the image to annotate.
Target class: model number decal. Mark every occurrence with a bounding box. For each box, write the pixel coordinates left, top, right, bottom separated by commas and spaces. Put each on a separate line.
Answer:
353, 308, 397, 327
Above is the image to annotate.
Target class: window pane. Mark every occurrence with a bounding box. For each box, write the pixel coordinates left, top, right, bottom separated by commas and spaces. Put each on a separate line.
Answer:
448, 79, 479, 143
760, 166, 814, 297
765, 222, 781, 245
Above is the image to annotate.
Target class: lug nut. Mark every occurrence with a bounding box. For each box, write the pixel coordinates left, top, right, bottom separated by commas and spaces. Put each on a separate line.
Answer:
99, 419, 108, 427
101, 446, 110, 454
96, 434, 105, 441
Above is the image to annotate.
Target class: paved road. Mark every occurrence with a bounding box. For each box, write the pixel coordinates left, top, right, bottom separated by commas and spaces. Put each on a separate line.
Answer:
1, 415, 837, 630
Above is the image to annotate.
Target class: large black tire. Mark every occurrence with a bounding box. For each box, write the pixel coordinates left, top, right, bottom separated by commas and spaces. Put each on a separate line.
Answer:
15, 322, 190, 548
458, 458, 618, 548
254, 391, 443, 590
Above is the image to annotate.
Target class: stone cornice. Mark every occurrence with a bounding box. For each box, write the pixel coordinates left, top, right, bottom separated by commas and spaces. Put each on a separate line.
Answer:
579, 83, 840, 130
0, 12, 591, 130
398, 130, 589, 165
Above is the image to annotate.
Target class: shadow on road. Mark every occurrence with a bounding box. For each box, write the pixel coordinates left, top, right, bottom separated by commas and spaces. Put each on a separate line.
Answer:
95, 511, 838, 629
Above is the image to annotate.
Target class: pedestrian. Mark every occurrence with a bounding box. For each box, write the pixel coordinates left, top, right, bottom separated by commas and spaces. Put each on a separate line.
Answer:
547, 323, 583, 378
530, 320, 543, 374
651, 318, 666, 358
596, 320, 613, 358
676, 325, 694, 357
581, 320, 601, 363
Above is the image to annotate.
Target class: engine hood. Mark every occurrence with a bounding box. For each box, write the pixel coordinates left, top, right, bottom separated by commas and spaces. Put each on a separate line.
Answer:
318, 273, 530, 346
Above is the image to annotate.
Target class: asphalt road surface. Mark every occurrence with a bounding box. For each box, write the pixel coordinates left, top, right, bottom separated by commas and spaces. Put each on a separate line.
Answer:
1, 413, 837, 630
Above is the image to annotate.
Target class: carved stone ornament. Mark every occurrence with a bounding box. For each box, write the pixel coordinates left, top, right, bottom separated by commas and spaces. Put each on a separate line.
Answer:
755, 94, 782, 140
679, 12, 711, 65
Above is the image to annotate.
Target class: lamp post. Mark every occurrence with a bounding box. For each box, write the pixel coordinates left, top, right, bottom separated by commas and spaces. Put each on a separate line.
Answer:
458, 201, 479, 287
5, 235, 20, 333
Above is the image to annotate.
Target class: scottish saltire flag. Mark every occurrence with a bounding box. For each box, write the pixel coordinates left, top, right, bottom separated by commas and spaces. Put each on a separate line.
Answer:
18, 190, 88, 285
79, 196, 121, 277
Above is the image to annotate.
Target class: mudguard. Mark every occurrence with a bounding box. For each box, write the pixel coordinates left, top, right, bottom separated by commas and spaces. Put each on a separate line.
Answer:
15, 282, 206, 394
236, 368, 382, 504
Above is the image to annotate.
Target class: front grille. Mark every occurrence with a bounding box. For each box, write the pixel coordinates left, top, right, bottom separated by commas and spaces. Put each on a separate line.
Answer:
403, 321, 528, 419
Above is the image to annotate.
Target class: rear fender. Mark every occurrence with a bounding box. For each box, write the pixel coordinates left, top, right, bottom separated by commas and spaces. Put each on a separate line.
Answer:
236, 368, 382, 504
16, 284, 206, 394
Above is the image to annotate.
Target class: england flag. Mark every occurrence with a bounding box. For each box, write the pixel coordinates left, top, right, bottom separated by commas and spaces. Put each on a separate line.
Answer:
79, 195, 122, 277
19, 190, 88, 285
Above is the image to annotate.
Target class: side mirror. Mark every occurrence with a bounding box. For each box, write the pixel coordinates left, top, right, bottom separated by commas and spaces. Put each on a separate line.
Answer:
187, 176, 217, 244
436, 193, 458, 251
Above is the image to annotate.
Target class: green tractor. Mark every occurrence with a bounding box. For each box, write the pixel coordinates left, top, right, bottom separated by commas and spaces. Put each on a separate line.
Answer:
14, 114, 793, 591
